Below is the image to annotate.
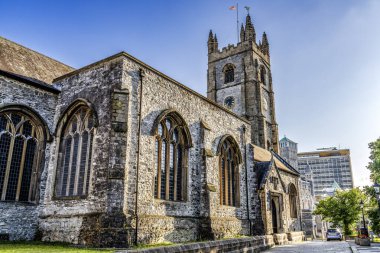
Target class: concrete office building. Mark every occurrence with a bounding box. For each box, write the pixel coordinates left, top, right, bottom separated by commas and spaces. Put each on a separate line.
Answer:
298, 148, 354, 196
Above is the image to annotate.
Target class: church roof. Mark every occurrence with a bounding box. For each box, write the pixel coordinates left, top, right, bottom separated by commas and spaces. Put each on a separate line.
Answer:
0, 36, 74, 83
253, 145, 299, 176
256, 161, 272, 190
0, 69, 59, 94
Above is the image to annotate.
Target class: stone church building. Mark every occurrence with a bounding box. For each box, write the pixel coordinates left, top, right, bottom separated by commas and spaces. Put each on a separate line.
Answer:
0, 15, 303, 247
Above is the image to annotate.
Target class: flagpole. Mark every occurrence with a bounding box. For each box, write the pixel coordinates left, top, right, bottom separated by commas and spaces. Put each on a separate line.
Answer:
236, 3, 239, 43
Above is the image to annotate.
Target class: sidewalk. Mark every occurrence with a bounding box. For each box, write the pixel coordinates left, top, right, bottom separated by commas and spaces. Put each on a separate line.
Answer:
348, 240, 380, 253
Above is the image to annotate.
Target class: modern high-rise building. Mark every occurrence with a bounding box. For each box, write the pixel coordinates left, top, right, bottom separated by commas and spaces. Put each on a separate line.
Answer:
297, 148, 354, 196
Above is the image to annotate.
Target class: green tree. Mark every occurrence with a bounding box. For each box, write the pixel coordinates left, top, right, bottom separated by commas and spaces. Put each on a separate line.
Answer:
368, 138, 380, 183
364, 186, 380, 234
366, 138, 380, 234
313, 188, 365, 235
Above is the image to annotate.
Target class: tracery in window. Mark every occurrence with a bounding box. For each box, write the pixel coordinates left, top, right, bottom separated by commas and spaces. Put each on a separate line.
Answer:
153, 111, 191, 201
289, 183, 298, 218
218, 135, 242, 207
224, 64, 235, 84
0, 111, 45, 202
56, 106, 95, 198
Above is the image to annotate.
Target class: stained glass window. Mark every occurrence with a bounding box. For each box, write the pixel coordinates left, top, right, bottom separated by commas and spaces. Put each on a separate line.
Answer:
56, 106, 95, 198
0, 111, 44, 203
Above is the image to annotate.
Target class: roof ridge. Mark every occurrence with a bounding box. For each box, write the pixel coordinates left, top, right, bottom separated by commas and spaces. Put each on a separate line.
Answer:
0, 36, 75, 70
272, 151, 300, 174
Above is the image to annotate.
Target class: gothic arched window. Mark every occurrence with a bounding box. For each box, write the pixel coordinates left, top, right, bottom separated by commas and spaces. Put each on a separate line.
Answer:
260, 66, 267, 85
224, 64, 235, 84
0, 110, 46, 202
289, 183, 298, 218
55, 105, 95, 198
153, 110, 192, 201
218, 135, 242, 207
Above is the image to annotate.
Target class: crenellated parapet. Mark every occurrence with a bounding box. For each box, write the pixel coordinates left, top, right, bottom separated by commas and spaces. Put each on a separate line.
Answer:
208, 14, 270, 64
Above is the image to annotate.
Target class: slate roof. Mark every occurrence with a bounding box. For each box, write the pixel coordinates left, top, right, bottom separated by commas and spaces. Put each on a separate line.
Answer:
253, 145, 299, 175
256, 161, 272, 190
0, 36, 74, 83
0, 69, 59, 94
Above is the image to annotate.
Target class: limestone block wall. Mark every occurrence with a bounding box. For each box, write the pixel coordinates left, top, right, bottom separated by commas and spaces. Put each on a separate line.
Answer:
0, 75, 57, 240
121, 56, 259, 244
39, 57, 128, 246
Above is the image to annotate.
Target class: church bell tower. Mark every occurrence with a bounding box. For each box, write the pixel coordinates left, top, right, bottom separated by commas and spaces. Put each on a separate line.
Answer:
207, 14, 279, 153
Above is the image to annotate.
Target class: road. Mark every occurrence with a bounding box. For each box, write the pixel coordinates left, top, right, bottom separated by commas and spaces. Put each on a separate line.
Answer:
262, 240, 352, 253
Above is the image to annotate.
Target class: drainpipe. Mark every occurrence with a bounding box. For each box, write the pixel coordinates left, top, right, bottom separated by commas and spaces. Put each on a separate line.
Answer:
242, 125, 251, 235
134, 68, 145, 245
298, 179, 303, 233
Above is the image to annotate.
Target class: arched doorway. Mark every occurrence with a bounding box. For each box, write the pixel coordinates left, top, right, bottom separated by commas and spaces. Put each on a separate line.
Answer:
271, 199, 278, 234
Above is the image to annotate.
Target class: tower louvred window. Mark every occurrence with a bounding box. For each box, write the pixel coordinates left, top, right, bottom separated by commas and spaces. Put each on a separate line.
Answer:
56, 106, 95, 198
260, 66, 266, 85
154, 112, 190, 201
224, 64, 235, 83
0, 111, 45, 203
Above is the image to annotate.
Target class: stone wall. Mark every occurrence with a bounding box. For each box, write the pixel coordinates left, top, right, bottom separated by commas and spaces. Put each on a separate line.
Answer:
120, 55, 258, 244
39, 56, 129, 247
0, 74, 58, 240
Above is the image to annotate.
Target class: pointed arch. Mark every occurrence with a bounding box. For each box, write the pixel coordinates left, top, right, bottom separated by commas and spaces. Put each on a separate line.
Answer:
217, 135, 242, 163
55, 98, 99, 137
152, 109, 192, 201
151, 109, 192, 148
0, 104, 52, 141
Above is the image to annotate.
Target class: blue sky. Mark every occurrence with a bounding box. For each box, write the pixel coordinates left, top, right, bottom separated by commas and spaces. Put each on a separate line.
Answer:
2, 0, 380, 187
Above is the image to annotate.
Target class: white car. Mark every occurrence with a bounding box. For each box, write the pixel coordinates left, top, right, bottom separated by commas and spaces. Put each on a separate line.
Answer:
326, 228, 342, 241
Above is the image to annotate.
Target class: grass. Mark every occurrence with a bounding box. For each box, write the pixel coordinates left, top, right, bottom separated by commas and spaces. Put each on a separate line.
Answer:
0, 241, 114, 253
133, 242, 174, 249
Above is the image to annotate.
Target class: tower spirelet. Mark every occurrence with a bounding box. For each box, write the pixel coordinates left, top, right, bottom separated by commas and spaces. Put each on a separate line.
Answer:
245, 14, 256, 42
261, 32, 269, 56
240, 24, 245, 42
208, 30, 215, 54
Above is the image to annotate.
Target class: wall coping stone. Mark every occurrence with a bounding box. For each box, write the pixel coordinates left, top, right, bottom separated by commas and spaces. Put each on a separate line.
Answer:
116, 236, 271, 253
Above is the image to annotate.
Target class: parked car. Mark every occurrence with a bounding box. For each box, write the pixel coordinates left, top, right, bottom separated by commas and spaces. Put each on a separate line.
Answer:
358, 227, 369, 238
326, 228, 342, 241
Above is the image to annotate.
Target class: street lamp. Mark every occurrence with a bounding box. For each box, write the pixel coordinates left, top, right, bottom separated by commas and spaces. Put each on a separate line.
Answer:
360, 199, 368, 237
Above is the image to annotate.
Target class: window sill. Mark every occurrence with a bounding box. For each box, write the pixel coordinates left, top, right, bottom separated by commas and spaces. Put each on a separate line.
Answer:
52, 195, 88, 201
154, 198, 187, 205
0, 200, 37, 206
